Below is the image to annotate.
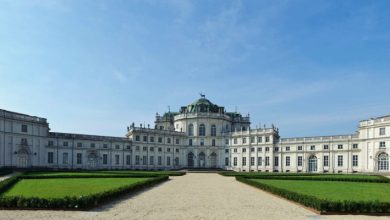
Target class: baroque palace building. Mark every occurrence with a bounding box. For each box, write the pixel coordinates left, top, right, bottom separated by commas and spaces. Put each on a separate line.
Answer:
0, 95, 389, 173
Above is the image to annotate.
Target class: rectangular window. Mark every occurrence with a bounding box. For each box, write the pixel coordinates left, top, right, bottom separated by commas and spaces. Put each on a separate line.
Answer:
285, 156, 290, 166
126, 155, 131, 165
212, 139, 216, 146
21, 124, 28, 132
257, 157, 262, 166
251, 137, 255, 143
150, 156, 154, 165
167, 138, 171, 144
143, 156, 147, 165
338, 144, 343, 149
189, 139, 193, 146
234, 148, 237, 153
225, 139, 229, 145
77, 153, 82, 164
274, 147, 279, 152
225, 149, 229, 153
225, 157, 229, 166
115, 154, 120, 165
135, 135, 140, 141
265, 147, 269, 152
242, 148, 246, 153
127, 145, 131, 150
352, 155, 358, 167
77, 142, 82, 148
323, 145, 329, 150
150, 137, 154, 142
257, 147, 262, 152
285, 146, 290, 151
380, 127, 386, 136
103, 144, 108, 148
167, 148, 171, 152
380, 142, 386, 148
115, 145, 120, 149
158, 137, 162, 143
265, 136, 270, 142
323, 155, 329, 167
234, 138, 237, 144
298, 146, 303, 151
233, 157, 237, 166
265, 156, 270, 166
103, 154, 108, 165
158, 156, 162, 165
274, 156, 279, 166
167, 156, 171, 166
250, 157, 255, 166
136, 146, 140, 151
90, 143, 95, 148
257, 136, 262, 143
48, 152, 54, 164
310, 145, 315, 150
176, 138, 179, 144
135, 155, 140, 165
158, 147, 162, 152
242, 157, 247, 166
63, 141, 68, 147
250, 147, 255, 152
150, 147, 154, 152
337, 155, 343, 167
352, 144, 358, 149
143, 136, 147, 142
62, 152, 68, 164
242, 137, 246, 144
48, 141, 54, 147
297, 156, 303, 166
143, 146, 147, 151
176, 148, 179, 153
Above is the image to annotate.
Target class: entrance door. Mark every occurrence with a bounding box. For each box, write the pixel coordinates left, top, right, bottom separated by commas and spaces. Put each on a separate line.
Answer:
199, 152, 205, 167
17, 153, 28, 168
378, 153, 389, 171
210, 152, 217, 168
308, 155, 317, 173
187, 152, 194, 168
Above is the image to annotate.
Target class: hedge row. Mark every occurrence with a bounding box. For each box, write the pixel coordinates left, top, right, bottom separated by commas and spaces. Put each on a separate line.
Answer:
21, 174, 162, 179
237, 177, 390, 214
0, 175, 168, 210
243, 175, 390, 183
0, 169, 13, 177
0, 176, 19, 195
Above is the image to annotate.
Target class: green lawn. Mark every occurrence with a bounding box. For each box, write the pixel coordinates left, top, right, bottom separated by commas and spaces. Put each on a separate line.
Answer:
24, 170, 184, 177
251, 179, 390, 202
2, 177, 150, 198
221, 172, 384, 180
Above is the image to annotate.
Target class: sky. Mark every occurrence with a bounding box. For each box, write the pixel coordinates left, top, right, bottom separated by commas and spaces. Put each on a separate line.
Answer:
0, 0, 390, 138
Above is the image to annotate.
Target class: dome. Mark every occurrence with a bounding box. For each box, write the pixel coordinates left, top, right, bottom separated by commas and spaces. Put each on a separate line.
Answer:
187, 95, 221, 113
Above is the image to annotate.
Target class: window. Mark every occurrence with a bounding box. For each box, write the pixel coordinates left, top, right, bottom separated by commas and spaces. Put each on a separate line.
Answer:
63, 141, 68, 147
77, 142, 82, 148
143, 146, 147, 151
103, 144, 108, 148
274, 156, 279, 166
380, 127, 386, 136
176, 148, 179, 153
298, 146, 303, 151
285, 156, 290, 166
251, 147, 255, 152
135, 146, 140, 151
90, 143, 95, 148
225, 157, 229, 166
158, 156, 162, 165
158, 147, 162, 152
143, 136, 147, 142
265, 156, 270, 166
265, 147, 269, 152
378, 153, 389, 171
167, 148, 171, 152
323, 155, 329, 167
158, 137, 162, 143
310, 145, 315, 150
258, 147, 262, 152
62, 152, 68, 164
257, 136, 262, 143
150, 156, 154, 165
77, 153, 82, 164
225, 149, 229, 153
297, 156, 303, 166
167, 156, 171, 166
115, 155, 120, 165
274, 147, 279, 152
233, 157, 237, 166
250, 157, 255, 166
150, 137, 154, 142
323, 145, 329, 150
48, 140, 54, 147
160, 126, 164, 130
380, 142, 386, 148
126, 145, 131, 150
242, 157, 247, 166
48, 152, 54, 164
115, 145, 120, 149
200, 139, 204, 146
242, 148, 246, 153
21, 124, 28, 132
338, 144, 343, 149
199, 124, 206, 136
233, 148, 237, 153
126, 155, 131, 165
175, 157, 179, 166
188, 124, 194, 136
234, 138, 237, 144
189, 139, 193, 146
212, 139, 216, 146
150, 147, 154, 152
353, 144, 358, 149
225, 139, 229, 145
242, 137, 246, 144
103, 154, 108, 165
176, 138, 179, 144
135, 155, 140, 165
265, 136, 270, 142
258, 157, 262, 166
167, 138, 171, 144
285, 146, 290, 151
352, 155, 358, 167
251, 137, 255, 143
135, 135, 140, 141
143, 156, 147, 165
211, 125, 217, 136
337, 155, 343, 167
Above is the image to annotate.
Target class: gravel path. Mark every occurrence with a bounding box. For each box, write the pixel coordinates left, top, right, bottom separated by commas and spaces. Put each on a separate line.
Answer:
1, 173, 389, 220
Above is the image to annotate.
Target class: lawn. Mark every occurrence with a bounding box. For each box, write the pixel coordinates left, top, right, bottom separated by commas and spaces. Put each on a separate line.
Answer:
2, 177, 150, 199
251, 179, 390, 202
23, 170, 185, 177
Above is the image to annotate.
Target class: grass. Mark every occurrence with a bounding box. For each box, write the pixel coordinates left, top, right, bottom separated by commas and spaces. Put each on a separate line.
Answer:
2, 177, 150, 199
251, 179, 390, 202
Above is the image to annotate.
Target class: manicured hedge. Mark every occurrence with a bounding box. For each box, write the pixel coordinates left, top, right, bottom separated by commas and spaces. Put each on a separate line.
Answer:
237, 177, 390, 214
0, 175, 168, 210
0, 176, 19, 195
21, 174, 162, 179
242, 175, 390, 183
0, 169, 13, 177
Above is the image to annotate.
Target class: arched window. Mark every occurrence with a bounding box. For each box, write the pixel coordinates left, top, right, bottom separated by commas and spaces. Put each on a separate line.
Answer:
188, 124, 194, 136
378, 153, 389, 171
199, 124, 206, 136
211, 125, 217, 136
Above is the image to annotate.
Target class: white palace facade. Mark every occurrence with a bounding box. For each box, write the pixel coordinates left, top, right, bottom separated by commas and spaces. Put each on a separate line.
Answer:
1, 95, 389, 173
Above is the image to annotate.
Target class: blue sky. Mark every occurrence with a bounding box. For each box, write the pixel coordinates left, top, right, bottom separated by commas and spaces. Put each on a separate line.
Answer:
1, 0, 390, 137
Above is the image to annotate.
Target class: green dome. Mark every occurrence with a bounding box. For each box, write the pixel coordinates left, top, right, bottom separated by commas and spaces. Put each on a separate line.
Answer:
187, 96, 220, 113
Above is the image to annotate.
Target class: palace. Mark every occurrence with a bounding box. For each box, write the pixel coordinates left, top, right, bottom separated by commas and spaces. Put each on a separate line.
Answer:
1, 95, 389, 173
